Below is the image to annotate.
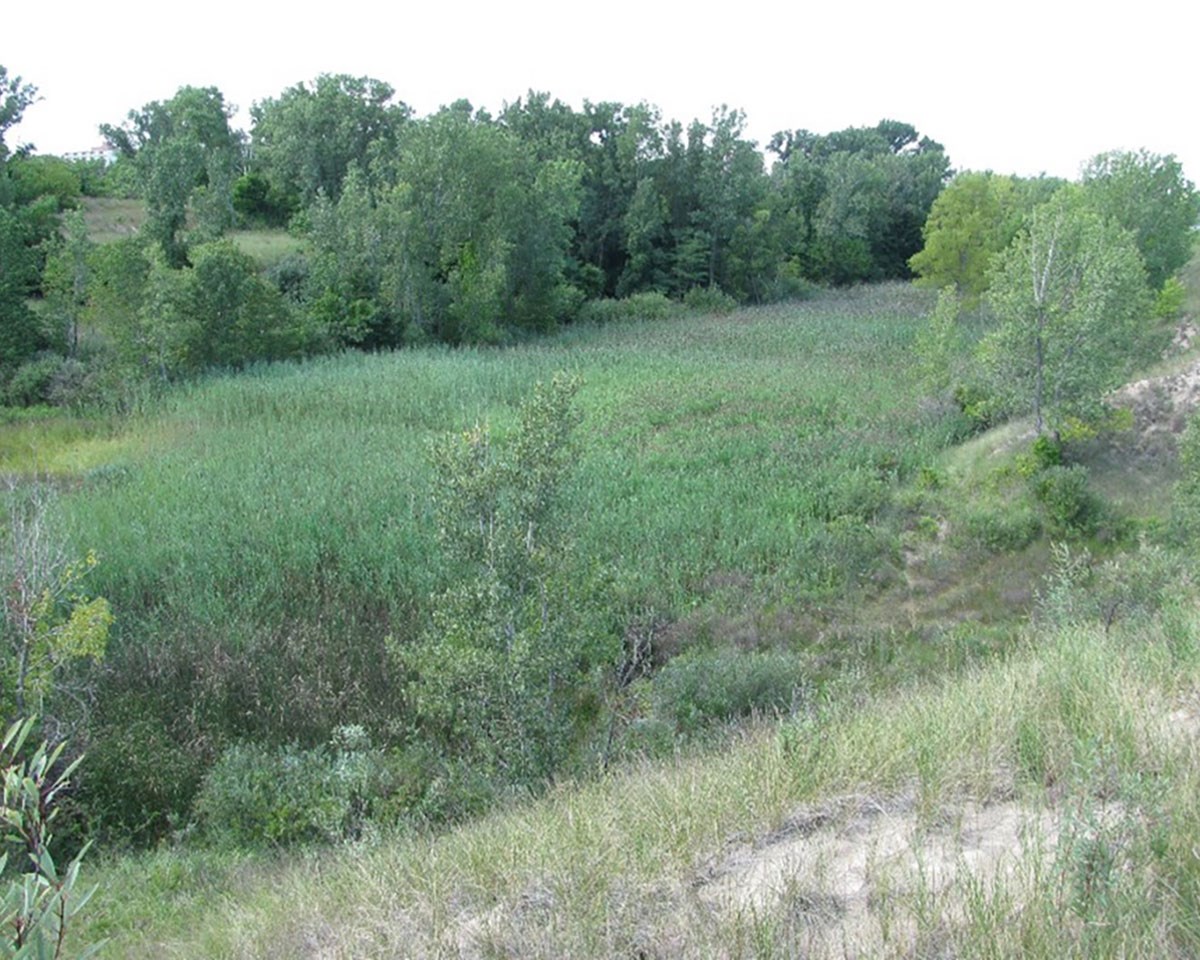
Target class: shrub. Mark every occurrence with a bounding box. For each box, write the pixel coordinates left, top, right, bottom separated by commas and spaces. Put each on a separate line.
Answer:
1153, 276, 1187, 320
193, 726, 386, 848
682, 285, 738, 314
1033, 464, 1100, 536
952, 382, 998, 432
961, 504, 1042, 552
4, 354, 65, 407
0, 717, 101, 959
652, 649, 810, 735
576, 291, 680, 325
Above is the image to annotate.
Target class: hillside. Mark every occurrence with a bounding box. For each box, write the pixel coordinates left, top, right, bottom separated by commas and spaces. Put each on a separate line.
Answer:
44, 258, 1200, 957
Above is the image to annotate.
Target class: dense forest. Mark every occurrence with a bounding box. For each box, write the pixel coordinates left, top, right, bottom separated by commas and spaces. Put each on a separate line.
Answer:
3, 62, 1200, 958
2, 70, 963, 397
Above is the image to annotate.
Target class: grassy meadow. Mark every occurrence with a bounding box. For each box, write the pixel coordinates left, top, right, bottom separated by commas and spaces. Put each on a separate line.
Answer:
7, 281, 1053, 840
6, 266, 1197, 956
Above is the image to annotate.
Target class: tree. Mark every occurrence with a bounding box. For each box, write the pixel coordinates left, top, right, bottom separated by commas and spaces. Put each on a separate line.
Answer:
910, 172, 1066, 304
249, 74, 409, 209
102, 86, 239, 265
0, 205, 45, 373
981, 188, 1154, 435
41, 211, 92, 357
767, 119, 949, 286
1082, 149, 1200, 290
0, 66, 37, 170
397, 374, 616, 786
306, 108, 582, 346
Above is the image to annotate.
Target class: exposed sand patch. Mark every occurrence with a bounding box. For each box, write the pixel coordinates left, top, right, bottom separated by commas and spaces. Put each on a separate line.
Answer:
696, 794, 1094, 958
1108, 352, 1200, 461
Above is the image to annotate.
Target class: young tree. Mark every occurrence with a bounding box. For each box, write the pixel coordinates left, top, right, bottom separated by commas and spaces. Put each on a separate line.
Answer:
0, 65, 37, 170
1, 481, 111, 725
981, 188, 1154, 435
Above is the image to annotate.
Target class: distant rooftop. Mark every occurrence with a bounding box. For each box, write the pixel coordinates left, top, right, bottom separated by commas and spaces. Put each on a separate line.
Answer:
59, 145, 118, 165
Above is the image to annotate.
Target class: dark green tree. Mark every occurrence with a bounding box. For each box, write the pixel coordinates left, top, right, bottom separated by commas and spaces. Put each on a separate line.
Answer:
249, 74, 409, 209
102, 86, 239, 265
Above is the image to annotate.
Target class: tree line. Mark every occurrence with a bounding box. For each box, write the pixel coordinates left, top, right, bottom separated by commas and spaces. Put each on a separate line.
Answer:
2, 70, 956, 401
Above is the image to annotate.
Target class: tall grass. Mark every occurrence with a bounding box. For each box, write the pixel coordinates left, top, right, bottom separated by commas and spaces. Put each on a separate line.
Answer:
45, 283, 975, 838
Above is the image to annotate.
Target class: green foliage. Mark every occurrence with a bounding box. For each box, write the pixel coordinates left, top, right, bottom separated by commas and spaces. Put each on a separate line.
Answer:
682, 285, 737, 314
652, 648, 810, 734
914, 286, 961, 392
249, 74, 409, 208
1172, 412, 1200, 539
0, 206, 46, 375
303, 111, 583, 347
40, 211, 93, 358
194, 727, 386, 847
230, 173, 294, 227
6, 156, 81, 212
1, 483, 111, 722
909, 172, 1056, 303
961, 504, 1042, 552
0, 717, 101, 960
398, 373, 616, 789
576, 291, 681, 324
981, 187, 1155, 435
769, 119, 950, 287
1082, 149, 1200, 291
4, 355, 67, 408
1031, 464, 1100, 536
1153, 275, 1186, 320
102, 86, 240, 266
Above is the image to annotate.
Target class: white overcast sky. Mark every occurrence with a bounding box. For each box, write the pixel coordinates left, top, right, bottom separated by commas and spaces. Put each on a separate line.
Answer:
6, 0, 1198, 182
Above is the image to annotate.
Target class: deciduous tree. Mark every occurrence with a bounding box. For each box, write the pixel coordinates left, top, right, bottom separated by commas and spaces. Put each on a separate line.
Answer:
981, 188, 1154, 435
1082, 149, 1199, 290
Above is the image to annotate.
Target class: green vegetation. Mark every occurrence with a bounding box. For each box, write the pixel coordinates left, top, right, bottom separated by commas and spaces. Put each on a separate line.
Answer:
56, 283, 975, 843
72, 577, 1200, 958
2, 55, 1200, 960
1, 718, 100, 959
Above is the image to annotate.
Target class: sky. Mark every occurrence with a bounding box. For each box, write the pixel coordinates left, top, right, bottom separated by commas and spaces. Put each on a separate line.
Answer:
6, 0, 1199, 182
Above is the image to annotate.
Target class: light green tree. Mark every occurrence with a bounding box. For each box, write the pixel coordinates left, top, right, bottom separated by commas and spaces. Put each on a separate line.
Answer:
1082, 149, 1200, 290
909, 172, 1025, 303
981, 187, 1154, 436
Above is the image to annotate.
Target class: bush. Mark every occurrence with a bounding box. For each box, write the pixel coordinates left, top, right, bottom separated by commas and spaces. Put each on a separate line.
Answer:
653, 649, 810, 735
682, 285, 738, 314
193, 727, 386, 848
961, 504, 1042, 552
76, 718, 207, 847
1, 718, 100, 959
576, 291, 680, 325
952, 382, 998, 432
1032, 464, 1100, 536
4, 353, 65, 407
1153, 276, 1187, 320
